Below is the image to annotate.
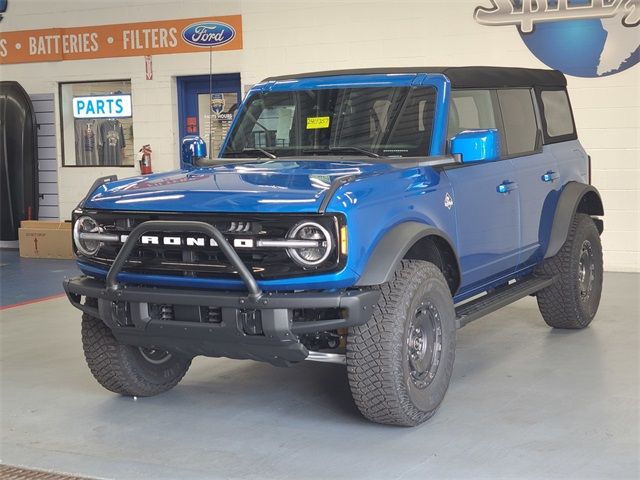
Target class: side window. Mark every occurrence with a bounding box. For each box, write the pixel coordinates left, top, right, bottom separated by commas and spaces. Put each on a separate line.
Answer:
447, 90, 497, 140
497, 89, 539, 156
540, 89, 575, 139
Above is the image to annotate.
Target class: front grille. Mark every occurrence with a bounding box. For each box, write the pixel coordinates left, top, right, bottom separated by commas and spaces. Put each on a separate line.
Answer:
76, 211, 345, 280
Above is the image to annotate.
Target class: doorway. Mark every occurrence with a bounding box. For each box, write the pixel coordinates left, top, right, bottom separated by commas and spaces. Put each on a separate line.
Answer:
177, 73, 241, 160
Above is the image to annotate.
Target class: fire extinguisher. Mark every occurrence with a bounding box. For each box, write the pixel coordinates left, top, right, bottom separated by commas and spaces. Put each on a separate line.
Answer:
139, 144, 153, 175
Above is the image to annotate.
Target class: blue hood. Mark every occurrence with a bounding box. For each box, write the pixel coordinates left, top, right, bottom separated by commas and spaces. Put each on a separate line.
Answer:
82, 160, 392, 213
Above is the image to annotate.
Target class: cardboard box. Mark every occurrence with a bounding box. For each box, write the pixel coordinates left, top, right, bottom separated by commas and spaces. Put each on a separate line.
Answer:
19, 220, 74, 259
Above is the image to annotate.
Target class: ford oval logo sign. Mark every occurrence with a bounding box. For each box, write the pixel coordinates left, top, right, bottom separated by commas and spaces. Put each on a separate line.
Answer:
182, 21, 236, 48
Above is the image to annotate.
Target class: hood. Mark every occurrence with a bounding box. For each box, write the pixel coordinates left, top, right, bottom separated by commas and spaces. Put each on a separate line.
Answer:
82, 160, 393, 213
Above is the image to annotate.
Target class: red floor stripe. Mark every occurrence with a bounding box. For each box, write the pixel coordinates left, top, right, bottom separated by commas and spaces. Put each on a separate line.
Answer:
0, 292, 66, 311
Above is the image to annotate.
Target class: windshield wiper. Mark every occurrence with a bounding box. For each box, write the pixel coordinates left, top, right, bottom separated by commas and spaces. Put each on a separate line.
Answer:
302, 146, 381, 158
240, 148, 277, 159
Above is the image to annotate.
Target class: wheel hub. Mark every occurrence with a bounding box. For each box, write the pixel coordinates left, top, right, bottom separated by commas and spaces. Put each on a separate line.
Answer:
407, 301, 442, 389
578, 240, 595, 301
138, 347, 172, 365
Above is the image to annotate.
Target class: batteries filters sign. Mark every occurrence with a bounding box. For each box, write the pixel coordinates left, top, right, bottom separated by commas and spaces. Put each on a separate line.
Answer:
73, 95, 132, 119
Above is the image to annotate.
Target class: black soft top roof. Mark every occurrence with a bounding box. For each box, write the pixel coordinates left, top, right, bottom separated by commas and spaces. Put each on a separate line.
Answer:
263, 66, 567, 89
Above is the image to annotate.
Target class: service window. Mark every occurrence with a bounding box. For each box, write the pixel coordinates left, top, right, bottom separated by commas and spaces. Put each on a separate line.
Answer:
540, 90, 576, 138
60, 80, 134, 167
497, 89, 538, 156
447, 90, 497, 139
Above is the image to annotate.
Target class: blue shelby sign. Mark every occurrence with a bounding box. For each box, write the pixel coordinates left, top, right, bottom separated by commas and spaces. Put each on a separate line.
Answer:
181, 21, 236, 48
475, 0, 640, 78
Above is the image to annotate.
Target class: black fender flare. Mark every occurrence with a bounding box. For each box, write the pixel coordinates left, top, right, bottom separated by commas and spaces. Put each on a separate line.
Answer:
355, 221, 461, 289
545, 181, 604, 259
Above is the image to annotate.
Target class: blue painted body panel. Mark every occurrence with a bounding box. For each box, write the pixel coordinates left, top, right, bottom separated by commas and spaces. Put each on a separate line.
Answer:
77, 73, 590, 302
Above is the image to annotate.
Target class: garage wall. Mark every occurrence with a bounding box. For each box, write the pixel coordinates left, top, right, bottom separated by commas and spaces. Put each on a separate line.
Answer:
1, 0, 638, 271
30, 93, 59, 220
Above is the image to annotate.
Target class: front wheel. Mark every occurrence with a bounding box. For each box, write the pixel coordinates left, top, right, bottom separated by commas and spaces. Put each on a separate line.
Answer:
81, 314, 192, 397
346, 260, 456, 426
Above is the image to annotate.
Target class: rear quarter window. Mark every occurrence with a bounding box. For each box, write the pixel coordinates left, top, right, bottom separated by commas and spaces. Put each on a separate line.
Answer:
540, 90, 576, 139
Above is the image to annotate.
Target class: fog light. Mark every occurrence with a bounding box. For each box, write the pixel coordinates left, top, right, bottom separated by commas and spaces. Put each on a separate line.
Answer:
287, 221, 332, 266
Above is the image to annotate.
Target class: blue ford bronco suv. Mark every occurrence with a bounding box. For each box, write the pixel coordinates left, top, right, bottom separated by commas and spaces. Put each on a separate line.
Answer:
64, 67, 604, 426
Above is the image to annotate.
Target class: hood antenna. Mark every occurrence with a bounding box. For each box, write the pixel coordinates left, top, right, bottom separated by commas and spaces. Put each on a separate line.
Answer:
208, 45, 213, 160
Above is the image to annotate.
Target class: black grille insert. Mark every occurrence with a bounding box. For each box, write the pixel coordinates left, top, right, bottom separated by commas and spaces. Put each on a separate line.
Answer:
75, 211, 345, 280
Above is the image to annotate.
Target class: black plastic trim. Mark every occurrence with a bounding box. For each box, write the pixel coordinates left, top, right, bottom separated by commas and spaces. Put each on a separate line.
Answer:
355, 222, 460, 288
318, 174, 357, 213
456, 274, 555, 328
545, 181, 604, 259
63, 275, 380, 365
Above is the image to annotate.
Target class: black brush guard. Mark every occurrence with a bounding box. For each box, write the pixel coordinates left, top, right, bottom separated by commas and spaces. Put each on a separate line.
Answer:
63, 220, 379, 365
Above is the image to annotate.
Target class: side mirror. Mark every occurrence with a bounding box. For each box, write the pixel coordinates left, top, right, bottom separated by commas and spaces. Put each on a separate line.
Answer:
450, 129, 500, 163
181, 135, 207, 169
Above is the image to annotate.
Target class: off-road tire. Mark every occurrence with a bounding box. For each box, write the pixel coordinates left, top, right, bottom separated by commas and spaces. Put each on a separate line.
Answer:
535, 213, 603, 329
346, 260, 456, 427
81, 314, 192, 396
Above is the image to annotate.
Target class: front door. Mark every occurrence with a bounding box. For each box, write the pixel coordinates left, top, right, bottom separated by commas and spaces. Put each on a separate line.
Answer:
444, 88, 521, 296
177, 74, 241, 163
445, 161, 521, 295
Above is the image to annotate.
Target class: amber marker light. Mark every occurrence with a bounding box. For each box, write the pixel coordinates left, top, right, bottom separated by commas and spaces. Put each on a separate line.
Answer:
340, 225, 348, 255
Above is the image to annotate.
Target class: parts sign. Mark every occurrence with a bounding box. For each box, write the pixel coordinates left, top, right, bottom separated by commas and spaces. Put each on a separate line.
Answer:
73, 95, 132, 119
0, 15, 242, 64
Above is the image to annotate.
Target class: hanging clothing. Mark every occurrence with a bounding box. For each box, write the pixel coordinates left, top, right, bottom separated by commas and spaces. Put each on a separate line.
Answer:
74, 119, 100, 165
98, 119, 126, 166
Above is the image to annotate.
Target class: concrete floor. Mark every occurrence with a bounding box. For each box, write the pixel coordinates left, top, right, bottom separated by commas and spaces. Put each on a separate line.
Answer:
0, 250, 79, 307
1, 273, 638, 480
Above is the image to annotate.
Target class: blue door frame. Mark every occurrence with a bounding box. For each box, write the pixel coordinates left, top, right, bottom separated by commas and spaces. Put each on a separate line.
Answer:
177, 73, 242, 153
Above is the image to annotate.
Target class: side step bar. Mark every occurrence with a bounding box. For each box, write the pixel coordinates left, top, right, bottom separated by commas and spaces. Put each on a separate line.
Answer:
455, 275, 555, 329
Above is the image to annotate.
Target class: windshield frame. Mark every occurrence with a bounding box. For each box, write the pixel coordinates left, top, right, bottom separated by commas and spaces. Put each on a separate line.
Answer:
220, 84, 438, 161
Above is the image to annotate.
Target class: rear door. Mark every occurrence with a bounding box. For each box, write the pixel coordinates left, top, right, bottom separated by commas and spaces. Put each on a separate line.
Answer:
499, 89, 561, 268
444, 89, 521, 295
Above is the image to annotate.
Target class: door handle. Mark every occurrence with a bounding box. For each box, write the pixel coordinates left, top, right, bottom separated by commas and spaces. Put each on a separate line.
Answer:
541, 171, 559, 182
496, 181, 518, 194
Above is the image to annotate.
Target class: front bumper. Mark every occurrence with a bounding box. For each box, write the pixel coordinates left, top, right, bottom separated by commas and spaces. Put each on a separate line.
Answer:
65, 219, 378, 365
64, 275, 378, 365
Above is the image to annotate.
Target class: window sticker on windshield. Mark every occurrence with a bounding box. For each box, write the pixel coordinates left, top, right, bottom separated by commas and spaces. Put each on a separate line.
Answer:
306, 116, 330, 129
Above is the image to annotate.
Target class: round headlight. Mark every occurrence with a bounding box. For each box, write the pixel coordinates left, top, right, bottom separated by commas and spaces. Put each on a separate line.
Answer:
73, 216, 102, 256
287, 221, 332, 267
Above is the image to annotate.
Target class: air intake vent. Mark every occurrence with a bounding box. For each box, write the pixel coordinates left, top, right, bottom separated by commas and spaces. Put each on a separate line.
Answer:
227, 221, 252, 233
202, 306, 223, 323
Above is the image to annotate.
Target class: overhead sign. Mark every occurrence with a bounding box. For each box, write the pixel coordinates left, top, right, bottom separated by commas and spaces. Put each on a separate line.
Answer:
73, 95, 132, 119
0, 15, 242, 65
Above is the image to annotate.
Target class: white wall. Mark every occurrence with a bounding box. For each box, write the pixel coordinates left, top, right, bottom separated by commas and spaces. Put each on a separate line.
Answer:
1, 0, 638, 271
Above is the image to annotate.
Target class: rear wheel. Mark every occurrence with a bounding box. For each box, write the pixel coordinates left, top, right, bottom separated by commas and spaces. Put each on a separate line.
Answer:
346, 260, 456, 426
536, 213, 603, 329
81, 314, 192, 396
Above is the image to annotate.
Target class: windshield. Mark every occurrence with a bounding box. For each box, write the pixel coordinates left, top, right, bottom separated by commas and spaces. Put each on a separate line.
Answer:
222, 86, 436, 159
